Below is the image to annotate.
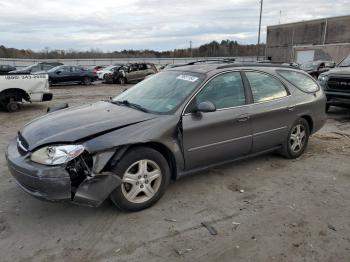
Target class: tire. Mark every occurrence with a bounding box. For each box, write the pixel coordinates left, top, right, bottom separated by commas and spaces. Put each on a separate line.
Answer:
82, 76, 92, 85
6, 101, 20, 112
109, 147, 171, 211
118, 77, 126, 85
278, 118, 310, 159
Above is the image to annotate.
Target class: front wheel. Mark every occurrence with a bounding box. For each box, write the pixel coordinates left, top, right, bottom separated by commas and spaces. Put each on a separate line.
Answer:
278, 118, 310, 159
118, 77, 126, 85
109, 147, 170, 211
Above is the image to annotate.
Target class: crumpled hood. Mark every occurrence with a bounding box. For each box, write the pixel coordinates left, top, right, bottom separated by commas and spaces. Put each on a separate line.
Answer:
20, 101, 159, 151
322, 67, 350, 76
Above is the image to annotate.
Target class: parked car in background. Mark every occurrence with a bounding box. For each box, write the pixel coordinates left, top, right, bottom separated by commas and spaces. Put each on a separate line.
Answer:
105, 63, 157, 84
281, 62, 300, 69
0, 74, 52, 112
6, 63, 326, 211
9, 62, 63, 75
318, 54, 350, 111
36, 65, 96, 86
96, 65, 122, 80
301, 60, 335, 79
0, 65, 16, 75
92, 65, 107, 75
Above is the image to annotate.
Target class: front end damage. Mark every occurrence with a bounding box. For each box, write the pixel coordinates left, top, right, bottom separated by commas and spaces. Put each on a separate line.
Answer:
66, 150, 122, 207
6, 138, 122, 207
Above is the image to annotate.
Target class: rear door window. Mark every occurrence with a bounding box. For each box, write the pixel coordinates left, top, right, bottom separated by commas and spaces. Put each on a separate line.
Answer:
277, 70, 319, 93
245, 71, 288, 103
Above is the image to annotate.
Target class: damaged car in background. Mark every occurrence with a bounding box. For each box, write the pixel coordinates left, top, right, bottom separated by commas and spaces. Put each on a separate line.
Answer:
6, 63, 326, 211
104, 63, 157, 84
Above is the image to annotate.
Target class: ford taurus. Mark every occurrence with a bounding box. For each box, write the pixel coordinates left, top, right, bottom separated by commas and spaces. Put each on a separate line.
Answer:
6, 63, 326, 211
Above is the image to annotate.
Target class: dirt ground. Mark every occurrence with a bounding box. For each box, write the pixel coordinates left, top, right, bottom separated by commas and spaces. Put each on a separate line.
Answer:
0, 82, 350, 262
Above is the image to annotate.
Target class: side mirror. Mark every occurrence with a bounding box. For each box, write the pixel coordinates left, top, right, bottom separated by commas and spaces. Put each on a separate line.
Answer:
56, 70, 61, 74
195, 101, 216, 113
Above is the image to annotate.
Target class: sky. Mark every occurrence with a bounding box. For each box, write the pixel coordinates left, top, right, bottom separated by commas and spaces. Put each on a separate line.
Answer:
0, 0, 349, 52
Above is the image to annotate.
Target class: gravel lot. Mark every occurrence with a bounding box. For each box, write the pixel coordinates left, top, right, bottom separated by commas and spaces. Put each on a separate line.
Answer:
0, 82, 350, 262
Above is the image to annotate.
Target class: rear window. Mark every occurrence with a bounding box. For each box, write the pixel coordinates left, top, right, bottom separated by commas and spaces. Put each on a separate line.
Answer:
277, 70, 319, 93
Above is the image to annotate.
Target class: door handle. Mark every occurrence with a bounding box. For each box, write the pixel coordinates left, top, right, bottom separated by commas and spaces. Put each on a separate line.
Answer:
287, 106, 295, 111
237, 115, 250, 122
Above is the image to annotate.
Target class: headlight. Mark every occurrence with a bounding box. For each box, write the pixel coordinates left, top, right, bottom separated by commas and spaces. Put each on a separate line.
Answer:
318, 74, 328, 82
31, 145, 85, 165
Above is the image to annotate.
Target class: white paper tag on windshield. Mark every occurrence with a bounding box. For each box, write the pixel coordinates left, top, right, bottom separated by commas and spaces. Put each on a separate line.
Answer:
176, 75, 198, 82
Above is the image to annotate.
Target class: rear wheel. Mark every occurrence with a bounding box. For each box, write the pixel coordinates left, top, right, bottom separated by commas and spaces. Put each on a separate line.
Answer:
82, 76, 92, 85
279, 118, 310, 159
109, 147, 170, 211
6, 100, 20, 112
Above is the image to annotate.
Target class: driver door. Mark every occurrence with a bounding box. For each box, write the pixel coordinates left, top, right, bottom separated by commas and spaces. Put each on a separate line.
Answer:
182, 71, 252, 170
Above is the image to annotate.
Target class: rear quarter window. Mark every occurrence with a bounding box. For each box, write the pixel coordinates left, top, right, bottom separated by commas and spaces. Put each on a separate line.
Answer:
277, 70, 319, 93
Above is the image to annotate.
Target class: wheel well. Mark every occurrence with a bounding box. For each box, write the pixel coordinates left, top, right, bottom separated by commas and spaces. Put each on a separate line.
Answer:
301, 115, 313, 133
0, 88, 30, 102
129, 142, 177, 180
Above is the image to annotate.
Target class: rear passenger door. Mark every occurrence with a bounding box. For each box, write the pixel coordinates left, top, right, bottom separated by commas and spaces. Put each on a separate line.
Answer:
244, 71, 295, 153
182, 71, 252, 170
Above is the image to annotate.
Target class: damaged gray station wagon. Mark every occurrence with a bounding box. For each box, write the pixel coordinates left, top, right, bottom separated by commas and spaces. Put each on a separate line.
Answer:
6, 63, 327, 211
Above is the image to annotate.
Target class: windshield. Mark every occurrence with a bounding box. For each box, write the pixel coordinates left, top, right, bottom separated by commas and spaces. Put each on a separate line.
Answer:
339, 54, 350, 67
301, 61, 316, 69
21, 64, 37, 71
103, 65, 116, 71
48, 66, 62, 73
112, 71, 205, 113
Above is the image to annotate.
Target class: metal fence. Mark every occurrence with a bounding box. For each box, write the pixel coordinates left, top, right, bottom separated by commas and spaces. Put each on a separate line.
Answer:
0, 56, 265, 69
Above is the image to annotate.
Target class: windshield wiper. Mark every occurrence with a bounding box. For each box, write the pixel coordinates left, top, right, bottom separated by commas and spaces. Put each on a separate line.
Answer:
112, 100, 149, 113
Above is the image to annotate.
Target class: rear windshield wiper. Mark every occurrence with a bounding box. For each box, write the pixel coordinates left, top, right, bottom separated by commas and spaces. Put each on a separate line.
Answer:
112, 100, 149, 113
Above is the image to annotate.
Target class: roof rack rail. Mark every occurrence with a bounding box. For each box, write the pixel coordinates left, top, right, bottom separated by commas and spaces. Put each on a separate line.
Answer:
186, 58, 236, 65
216, 62, 300, 70
164, 59, 236, 69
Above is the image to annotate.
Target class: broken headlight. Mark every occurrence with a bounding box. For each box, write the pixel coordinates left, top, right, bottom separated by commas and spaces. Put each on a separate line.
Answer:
31, 145, 85, 165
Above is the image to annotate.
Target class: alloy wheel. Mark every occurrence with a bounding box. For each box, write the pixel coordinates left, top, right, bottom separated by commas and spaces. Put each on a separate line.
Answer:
289, 124, 306, 153
121, 159, 162, 204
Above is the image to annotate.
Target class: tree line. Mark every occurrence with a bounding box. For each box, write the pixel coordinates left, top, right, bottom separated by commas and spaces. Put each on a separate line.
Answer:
0, 40, 265, 59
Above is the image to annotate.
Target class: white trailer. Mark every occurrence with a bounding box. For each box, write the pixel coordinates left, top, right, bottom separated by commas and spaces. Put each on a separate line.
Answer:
0, 74, 52, 112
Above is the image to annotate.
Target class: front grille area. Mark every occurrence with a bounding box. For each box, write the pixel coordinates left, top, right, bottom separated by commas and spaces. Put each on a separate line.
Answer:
17, 133, 29, 155
327, 77, 350, 92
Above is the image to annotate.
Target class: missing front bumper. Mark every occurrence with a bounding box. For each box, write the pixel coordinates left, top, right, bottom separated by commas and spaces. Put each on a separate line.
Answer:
6, 139, 121, 207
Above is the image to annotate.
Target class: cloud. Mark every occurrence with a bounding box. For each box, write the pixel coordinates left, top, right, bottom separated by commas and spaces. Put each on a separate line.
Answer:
0, 0, 348, 51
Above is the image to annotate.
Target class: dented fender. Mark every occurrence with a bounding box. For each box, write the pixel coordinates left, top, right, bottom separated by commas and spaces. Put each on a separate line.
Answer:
82, 116, 185, 174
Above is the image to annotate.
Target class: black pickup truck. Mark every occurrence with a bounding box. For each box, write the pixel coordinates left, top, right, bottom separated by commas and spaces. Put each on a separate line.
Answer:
318, 54, 350, 111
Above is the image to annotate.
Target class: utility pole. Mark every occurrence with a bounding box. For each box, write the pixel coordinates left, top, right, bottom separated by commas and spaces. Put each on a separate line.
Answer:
257, 0, 263, 61
189, 40, 193, 57
279, 10, 282, 24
